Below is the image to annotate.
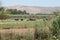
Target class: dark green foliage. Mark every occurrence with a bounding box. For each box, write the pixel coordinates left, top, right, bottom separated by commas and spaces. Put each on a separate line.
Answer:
0, 7, 9, 20
52, 11, 60, 40
53, 11, 60, 16
52, 21, 59, 36
0, 7, 4, 11
6, 9, 17, 14
52, 21, 59, 40
7, 9, 29, 15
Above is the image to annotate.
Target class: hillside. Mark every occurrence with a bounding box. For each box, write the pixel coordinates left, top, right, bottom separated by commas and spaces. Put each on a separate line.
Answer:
5, 5, 60, 14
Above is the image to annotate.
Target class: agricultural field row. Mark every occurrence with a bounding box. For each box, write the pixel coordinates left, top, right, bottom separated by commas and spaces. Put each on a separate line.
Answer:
0, 19, 51, 29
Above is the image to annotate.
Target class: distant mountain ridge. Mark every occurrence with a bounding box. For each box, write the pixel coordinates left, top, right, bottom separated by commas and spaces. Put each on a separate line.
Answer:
5, 5, 60, 14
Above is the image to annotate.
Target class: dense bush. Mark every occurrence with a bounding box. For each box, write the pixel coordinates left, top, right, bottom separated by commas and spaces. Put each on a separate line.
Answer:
52, 11, 60, 40
6, 9, 29, 15
0, 7, 10, 20
34, 27, 52, 40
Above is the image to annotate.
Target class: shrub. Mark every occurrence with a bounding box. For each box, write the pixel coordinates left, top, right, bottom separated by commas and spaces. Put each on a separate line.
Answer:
25, 32, 34, 40
34, 27, 51, 40
52, 11, 60, 40
0, 7, 10, 20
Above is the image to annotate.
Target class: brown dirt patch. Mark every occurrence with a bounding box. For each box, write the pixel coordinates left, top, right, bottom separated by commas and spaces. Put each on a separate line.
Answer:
0, 28, 35, 35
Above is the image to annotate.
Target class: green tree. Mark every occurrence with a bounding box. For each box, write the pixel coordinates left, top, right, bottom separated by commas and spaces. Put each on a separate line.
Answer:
0, 7, 10, 20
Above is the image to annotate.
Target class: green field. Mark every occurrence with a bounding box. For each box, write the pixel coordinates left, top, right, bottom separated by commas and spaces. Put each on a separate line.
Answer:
0, 19, 51, 29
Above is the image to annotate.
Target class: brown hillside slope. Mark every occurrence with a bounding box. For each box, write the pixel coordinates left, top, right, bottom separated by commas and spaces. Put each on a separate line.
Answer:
5, 5, 60, 14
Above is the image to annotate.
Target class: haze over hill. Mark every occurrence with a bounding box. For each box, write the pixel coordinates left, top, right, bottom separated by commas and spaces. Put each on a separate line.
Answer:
5, 5, 60, 14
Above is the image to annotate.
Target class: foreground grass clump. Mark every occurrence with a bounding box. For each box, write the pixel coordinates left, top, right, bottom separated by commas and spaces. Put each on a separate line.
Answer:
0, 31, 34, 40
34, 27, 51, 40
0, 27, 57, 40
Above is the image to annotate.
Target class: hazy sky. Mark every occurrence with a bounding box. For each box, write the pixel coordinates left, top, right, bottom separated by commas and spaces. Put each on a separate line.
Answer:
1, 0, 60, 7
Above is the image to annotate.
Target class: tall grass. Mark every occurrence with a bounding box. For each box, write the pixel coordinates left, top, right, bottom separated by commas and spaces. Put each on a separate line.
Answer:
0, 12, 60, 40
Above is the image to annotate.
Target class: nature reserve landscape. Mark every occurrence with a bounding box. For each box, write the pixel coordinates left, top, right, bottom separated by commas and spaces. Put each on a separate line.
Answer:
0, 0, 60, 40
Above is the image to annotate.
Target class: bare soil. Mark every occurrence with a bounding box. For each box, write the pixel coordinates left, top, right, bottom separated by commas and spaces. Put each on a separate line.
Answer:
0, 28, 35, 35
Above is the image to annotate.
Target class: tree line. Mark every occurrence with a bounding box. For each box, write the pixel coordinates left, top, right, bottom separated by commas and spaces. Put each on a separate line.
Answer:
6, 9, 29, 15
0, 7, 30, 20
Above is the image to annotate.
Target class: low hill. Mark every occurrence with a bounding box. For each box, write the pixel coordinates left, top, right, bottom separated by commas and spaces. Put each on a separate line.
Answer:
5, 5, 60, 14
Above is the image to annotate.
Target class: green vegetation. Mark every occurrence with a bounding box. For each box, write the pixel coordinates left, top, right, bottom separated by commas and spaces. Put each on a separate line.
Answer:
0, 20, 48, 29
0, 7, 60, 40
6, 9, 29, 15
0, 7, 10, 20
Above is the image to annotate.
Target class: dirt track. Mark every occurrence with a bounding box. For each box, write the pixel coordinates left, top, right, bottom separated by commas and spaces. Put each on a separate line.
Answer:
0, 28, 35, 35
